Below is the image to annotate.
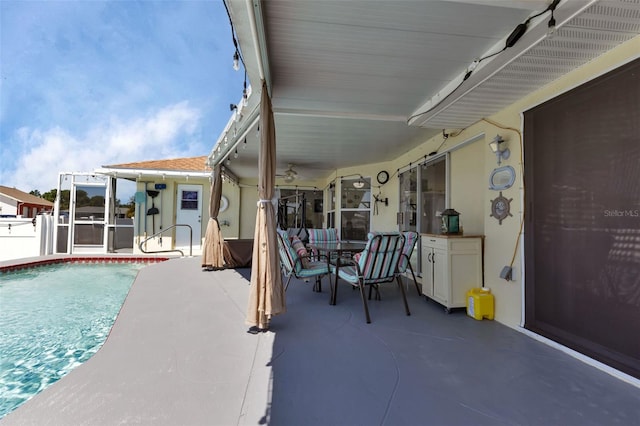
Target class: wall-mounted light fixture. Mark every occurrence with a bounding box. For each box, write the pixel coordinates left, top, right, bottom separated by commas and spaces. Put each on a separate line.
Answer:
242, 80, 248, 107
232, 51, 240, 71
547, 0, 560, 38
489, 134, 510, 165
547, 11, 556, 38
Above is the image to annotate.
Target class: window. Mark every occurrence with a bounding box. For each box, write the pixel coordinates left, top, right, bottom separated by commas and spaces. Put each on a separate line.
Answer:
181, 190, 198, 210
420, 157, 446, 234
341, 177, 371, 241
399, 168, 417, 232
398, 156, 447, 276
278, 189, 324, 230
326, 182, 336, 229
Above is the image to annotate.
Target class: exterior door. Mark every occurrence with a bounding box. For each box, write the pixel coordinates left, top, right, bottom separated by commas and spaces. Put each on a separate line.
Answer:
70, 179, 110, 254
176, 184, 202, 251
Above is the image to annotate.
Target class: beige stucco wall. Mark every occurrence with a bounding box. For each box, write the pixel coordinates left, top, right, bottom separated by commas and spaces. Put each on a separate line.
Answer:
393, 35, 639, 328
132, 178, 211, 254
219, 181, 241, 239
450, 137, 486, 237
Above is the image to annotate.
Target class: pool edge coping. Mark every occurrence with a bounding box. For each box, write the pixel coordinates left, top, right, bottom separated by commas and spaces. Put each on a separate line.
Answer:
0, 255, 173, 273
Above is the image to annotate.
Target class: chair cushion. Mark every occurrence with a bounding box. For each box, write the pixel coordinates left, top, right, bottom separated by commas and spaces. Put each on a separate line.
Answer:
308, 228, 339, 243
358, 232, 403, 280
277, 230, 298, 273
291, 236, 309, 268
336, 264, 360, 284
297, 260, 329, 278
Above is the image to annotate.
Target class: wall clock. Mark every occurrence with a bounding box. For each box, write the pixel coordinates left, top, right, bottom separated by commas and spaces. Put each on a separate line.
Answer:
377, 170, 389, 185
490, 191, 512, 225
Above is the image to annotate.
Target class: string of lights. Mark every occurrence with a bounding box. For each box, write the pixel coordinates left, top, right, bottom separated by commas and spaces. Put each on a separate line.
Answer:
407, 0, 561, 124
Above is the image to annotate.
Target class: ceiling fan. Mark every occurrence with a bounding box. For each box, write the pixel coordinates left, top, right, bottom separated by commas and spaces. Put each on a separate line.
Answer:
277, 164, 298, 183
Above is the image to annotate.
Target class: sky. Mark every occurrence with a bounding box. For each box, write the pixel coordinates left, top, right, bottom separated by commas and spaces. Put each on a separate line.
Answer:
0, 0, 244, 198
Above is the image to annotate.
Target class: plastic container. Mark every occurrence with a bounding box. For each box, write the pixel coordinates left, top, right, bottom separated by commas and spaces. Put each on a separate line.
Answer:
466, 288, 494, 320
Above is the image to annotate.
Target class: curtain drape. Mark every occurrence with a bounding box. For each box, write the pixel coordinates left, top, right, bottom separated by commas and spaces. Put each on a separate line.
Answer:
246, 80, 286, 330
201, 164, 225, 270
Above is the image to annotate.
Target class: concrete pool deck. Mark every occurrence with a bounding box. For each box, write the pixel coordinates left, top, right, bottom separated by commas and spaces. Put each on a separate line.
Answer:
2, 256, 640, 425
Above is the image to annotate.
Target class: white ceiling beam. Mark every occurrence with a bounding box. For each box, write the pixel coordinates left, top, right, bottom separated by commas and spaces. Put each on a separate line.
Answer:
275, 108, 407, 123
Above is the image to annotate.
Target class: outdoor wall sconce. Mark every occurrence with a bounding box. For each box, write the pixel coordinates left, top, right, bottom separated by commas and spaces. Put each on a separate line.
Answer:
373, 194, 388, 206
489, 134, 510, 165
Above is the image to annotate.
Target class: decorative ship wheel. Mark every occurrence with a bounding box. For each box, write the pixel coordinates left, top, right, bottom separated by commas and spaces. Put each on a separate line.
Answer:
490, 191, 513, 225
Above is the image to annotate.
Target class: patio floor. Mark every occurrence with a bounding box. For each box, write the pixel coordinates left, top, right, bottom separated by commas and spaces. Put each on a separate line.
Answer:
2, 256, 639, 425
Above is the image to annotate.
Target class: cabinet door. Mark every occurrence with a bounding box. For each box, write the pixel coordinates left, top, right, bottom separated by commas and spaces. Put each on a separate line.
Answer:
432, 249, 448, 304
449, 251, 483, 306
421, 247, 434, 298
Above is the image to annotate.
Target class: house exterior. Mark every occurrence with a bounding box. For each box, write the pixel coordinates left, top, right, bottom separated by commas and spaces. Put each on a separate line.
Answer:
210, 1, 640, 382
0, 186, 55, 261
0, 185, 54, 217
94, 156, 239, 255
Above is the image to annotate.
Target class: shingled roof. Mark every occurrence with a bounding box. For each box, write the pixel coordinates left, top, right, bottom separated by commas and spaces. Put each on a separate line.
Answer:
0, 185, 54, 206
104, 156, 211, 172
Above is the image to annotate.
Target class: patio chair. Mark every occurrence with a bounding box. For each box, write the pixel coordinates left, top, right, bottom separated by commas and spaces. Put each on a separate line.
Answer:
277, 230, 330, 291
307, 228, 339, 244
331, 232, 410, 323
398, 231, 421, 296
307, 228, 340, 261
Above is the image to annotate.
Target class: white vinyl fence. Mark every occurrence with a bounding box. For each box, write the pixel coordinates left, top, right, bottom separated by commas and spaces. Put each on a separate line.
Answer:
0, 215, 55, 262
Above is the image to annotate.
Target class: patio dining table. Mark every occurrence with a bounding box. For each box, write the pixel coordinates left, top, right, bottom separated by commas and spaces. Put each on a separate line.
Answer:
307, 241, 367, 304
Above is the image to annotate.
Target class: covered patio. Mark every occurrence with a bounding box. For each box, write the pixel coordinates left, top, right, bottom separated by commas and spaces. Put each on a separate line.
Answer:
208, 0, 640, 382
3, 258, 639, 425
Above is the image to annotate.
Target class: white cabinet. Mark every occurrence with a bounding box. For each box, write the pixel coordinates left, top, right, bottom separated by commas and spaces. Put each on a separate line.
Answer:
421, 234, 483, 312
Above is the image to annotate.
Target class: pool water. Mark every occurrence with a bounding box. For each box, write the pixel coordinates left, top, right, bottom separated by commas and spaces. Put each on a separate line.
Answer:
0, 262, 146, 418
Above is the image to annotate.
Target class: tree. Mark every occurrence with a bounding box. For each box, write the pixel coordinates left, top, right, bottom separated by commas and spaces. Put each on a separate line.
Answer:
126, 196, 136, 218
75, 190, 90, 207
42, 189, 57, 203
58, 190, 70, 210
29, 189, 42, 197
89, 195, 105, 207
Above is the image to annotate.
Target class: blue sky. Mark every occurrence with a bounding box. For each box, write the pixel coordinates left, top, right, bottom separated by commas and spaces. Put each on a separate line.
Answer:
0, 0, 244, 196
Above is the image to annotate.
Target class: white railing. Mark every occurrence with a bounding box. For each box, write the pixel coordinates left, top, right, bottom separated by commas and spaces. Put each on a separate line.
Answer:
138, 224, 192, 257
0, 215, 55, 262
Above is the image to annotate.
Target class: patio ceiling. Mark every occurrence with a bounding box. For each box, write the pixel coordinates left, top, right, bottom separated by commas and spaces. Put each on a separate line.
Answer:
214, 0, 640, 181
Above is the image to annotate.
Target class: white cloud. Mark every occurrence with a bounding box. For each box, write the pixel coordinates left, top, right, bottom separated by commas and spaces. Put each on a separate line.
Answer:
2, 102, 203, 193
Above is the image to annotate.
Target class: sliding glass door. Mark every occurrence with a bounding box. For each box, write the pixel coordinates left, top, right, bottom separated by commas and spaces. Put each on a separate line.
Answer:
398, 155, 448, 276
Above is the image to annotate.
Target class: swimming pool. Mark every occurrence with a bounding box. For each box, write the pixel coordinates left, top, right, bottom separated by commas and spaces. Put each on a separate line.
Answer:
0, 261, 148, 418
